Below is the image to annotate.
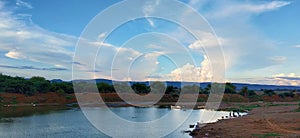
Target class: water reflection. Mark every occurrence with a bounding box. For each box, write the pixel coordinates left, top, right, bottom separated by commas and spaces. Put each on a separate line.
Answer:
0, 107, 245, 138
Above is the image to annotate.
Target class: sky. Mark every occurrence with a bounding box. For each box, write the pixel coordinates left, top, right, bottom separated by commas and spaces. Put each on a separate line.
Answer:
0, 0, 299, 86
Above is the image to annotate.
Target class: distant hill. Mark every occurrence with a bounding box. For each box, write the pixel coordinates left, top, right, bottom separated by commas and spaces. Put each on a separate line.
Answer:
50, 79, 64, 83
231, 83, 300, 91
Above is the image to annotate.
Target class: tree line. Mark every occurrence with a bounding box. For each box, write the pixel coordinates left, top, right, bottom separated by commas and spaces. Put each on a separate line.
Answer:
0, 74, 298, 99
0, 74, 73, 95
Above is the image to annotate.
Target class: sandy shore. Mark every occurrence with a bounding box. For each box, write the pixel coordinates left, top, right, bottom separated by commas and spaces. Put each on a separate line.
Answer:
192, 102, 300, 138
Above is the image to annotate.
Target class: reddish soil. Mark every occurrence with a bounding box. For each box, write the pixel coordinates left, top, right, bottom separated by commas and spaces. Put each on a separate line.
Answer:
193, 102, 300, 138
0, 92, 77, 105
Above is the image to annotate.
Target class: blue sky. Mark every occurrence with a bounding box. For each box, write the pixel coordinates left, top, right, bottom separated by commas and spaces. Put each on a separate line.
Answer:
0, 0, 299, 85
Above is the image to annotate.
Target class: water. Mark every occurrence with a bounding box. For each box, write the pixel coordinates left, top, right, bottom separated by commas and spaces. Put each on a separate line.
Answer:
0, 107, 242, 138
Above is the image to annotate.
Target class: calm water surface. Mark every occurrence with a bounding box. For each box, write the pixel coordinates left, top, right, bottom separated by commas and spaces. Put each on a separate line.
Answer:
0, 107, 240, 138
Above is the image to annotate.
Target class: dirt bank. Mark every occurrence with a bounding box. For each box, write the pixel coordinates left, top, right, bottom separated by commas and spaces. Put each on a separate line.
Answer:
193, 102, 300, 138
0, 92, 77, 105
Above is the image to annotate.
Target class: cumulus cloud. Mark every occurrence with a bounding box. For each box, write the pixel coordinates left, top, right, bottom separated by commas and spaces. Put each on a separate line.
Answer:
166, 56, 212, 82
202, 1, 291, 71
167, 63, 200, 82
183, 0, 294, 85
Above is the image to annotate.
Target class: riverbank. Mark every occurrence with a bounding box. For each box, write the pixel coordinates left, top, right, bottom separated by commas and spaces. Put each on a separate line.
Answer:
0, 92, 77, 105
192, 102, 300, 137
0, 106, 72, 119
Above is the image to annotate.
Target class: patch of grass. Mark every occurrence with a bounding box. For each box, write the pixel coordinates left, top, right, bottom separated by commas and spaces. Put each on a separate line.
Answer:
220, 107, 242, 112
11, 96, 17, 104
64, 95, 74, 100
239, 104, 261, 111
221, 104, 261, 112
197, 98, 206, 102
266, 103, 295, 107
293, 109, 300, 112
251, 133, 281, 138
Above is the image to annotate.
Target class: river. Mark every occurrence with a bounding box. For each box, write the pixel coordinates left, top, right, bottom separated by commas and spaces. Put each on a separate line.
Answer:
0, 106, 244, 137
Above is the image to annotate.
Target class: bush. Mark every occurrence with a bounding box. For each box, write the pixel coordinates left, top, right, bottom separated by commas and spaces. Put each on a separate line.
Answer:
279, 92, 294, 98
264, 90, 275, 96
197, 98, 206, 102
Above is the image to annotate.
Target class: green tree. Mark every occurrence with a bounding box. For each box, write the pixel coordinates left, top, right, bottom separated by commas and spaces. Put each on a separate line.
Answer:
57, 88, 65, 96
166, 86, 178, 94
149, 81, 165, 94
113, 82, 132, 93
239, 86, 257, 98
239, 86, 248, 97
51, 82, 74, 94
97, 82, 115, 93
202, 84, 211, 94
278, 92, 294, 98
264, 89, 275, 96
225, 82, 236, 94
131, 83, 150, 94
29, 76, 51, 93
182, 85, 200, 94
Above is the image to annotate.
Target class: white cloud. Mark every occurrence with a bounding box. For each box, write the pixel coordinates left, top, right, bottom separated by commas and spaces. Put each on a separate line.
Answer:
209, 1, 291, 18
0, 3, 76, 53
110, 51, 162, 81
142, 0, 160, 27
166, 56, 212, 82
167, 63, 200, 82
16, 0, 33, 9
72, 41, 142, 80
0, 0, 295, 84
294, 45, 300, 48
271, 73, 300, 86
183, 0, 294, 85
5, 49, 24, 59
269, 56, 287, 64
97, 32, 106, 40
188, 32, 228, 50
0, 1, 76, 79
241, 1, 291, 13
188, 0, 209, 9
76, 42, 163, 81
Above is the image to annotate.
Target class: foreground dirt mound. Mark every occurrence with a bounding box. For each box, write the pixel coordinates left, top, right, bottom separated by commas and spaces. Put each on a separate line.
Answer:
194, 103, 300, 138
